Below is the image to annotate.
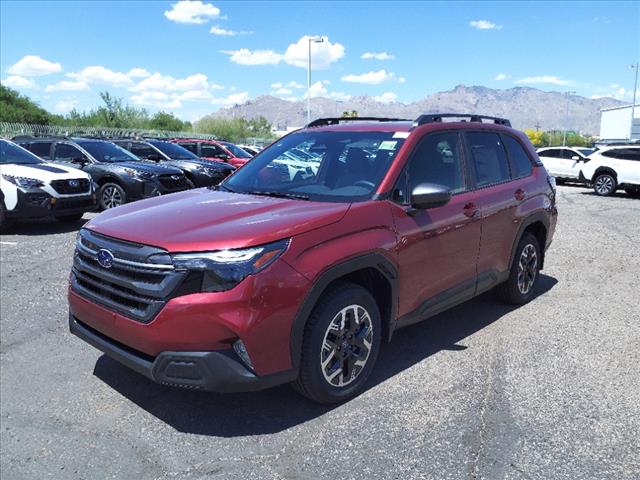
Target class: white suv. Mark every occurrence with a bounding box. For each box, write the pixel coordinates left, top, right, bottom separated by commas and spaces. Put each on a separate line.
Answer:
1, 139, 96, 230
536, 146, 594, 182
578, 145, 640, 196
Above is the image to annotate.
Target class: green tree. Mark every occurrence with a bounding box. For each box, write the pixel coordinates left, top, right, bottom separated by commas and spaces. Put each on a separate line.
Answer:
149, 111, 191, 131
194, 116, 274, 143
341, 110, 358, 118
0, 84, 55, 124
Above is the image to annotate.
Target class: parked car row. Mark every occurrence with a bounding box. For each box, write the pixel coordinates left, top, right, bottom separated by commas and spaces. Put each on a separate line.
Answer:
1, 136, 258, 229
537, 144, 640, 197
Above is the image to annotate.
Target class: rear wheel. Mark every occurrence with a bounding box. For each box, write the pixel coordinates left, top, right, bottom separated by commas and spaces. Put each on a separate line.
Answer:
99, 183, 126, 210
292, 282, 381, 404
593, 173, 617, 196
497, 232, 541, 305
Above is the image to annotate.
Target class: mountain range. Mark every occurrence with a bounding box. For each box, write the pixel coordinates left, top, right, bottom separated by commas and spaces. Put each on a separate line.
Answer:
207, 85, 626, 135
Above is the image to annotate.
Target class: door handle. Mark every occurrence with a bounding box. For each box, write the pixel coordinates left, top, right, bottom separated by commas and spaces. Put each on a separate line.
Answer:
463, 202, 479, 218
514, 188, 526, 201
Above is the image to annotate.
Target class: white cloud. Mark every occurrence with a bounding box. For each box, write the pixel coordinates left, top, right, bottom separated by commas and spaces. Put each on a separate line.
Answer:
127, 67, 151, 78
45, 80, 89, 92
212, 91, 250, 106
361, 52, 395, 60
68, 66, 133, 87
303, 80, 350, 101
515, 75, 575, 86
223, 48, 283, 65
7, 55, 62, 76
271, 80, 304, 90
130, 91, 182, 109
591, 85, 639, 101
470, 20, 503, 30
283, 36, 345, 69
374, 92, 398, 103
164, 1, 220, 24
173, 89, 215, 101
272, 87, 292, 95
2, 75, 37, 89
55, 100, 79, 113
223, 36, 345, 69
341, 69, 398, 85
130, 72, 211, 92
398, 76, 406, 84
495, 73, 508, 81
209, 25, 252, 36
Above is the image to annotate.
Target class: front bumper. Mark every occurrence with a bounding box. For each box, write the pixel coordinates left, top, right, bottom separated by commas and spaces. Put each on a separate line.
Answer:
70, 314, 296, 392
6, 188, 96, 219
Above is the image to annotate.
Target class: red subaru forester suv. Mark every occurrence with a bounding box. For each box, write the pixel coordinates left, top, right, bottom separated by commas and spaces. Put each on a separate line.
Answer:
69, 114, 557, 403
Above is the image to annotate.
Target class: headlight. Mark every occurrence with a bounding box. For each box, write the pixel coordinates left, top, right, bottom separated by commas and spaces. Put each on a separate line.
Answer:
2, 174, 45, 188
171, 239, 290, 292
124, 168, 155, 180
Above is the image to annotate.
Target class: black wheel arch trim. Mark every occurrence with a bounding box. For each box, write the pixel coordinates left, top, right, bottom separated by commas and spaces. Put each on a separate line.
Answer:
288, 252, 398, 372
508, 212, 550, 272
592, 167, 618, 183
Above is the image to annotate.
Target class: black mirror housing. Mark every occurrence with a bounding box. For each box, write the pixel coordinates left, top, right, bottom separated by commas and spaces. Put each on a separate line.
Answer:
410, 183, 452, 210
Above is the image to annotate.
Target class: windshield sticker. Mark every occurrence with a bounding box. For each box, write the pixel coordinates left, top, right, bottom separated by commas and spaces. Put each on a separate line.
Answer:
378, 141, 398, 151
393, 132, 410, 139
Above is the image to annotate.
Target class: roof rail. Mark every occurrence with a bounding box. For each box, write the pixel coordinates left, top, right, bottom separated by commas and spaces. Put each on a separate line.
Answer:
306, 117, 410, 128
412, 113, 511, 128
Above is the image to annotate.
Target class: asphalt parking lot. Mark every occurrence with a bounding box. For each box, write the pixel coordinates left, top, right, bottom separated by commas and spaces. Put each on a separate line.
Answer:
1, 185, 639, 480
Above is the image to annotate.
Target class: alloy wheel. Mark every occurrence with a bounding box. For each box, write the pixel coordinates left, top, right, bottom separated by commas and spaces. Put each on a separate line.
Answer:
595, 175, 614, 195
517, 244, 538, 295
320, 304, 373, 387
102, 186, 123, 209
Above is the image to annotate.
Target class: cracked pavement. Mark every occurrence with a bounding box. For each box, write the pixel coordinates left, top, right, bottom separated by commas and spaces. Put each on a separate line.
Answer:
1, 185, 639, 479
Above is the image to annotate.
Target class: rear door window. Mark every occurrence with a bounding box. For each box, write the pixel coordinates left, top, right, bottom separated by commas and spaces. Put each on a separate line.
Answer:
466, 132, 511, 187
502, 135, 533, 179
29, 142, 53, 159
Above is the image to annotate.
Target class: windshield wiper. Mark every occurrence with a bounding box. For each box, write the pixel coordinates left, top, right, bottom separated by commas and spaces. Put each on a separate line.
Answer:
247, 190, 310, 200
217, 183, 236, 193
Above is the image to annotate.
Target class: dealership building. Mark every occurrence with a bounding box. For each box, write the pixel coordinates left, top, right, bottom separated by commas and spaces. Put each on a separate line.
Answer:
599, 104, 640, 143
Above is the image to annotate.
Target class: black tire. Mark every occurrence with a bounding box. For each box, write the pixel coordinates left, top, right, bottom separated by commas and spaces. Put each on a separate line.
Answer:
593, 173, 617, 196
99, 182, 126, 210
292, 282, 381, 404
55, 213, 84, 223
497, 232, 541, 305
0, 200, 11, 233
555, 178, 566, 185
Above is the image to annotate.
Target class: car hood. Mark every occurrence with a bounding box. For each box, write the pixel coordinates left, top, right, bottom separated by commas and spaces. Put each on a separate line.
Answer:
101, 161, 183, 175
85, 189, 350, 252
0, 162, 91, 180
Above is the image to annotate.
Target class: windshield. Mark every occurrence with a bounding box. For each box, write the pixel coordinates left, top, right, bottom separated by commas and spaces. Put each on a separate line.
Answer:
0, 140, 43, 165
220, 142, 252, 159
224, 131, 406, 202
150, 141, 199, 160
76, 141, 139, 163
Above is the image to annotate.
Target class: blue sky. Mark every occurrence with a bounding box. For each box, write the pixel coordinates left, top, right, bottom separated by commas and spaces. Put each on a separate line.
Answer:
1, 0, 639, 121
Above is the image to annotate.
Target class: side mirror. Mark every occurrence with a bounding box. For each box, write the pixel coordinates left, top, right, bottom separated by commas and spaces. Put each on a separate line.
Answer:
71, 156, 87, 165
145, 153, 161, 162
410, 183, 452, 210
217, 153, 231, 160
571, 155, 580, 161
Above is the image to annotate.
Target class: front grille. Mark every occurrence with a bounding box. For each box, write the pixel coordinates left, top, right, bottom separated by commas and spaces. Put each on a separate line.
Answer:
158, 174, 188, 191
51, 178, 90, 194
71, 229, 186, 323
56, 197, 94, 211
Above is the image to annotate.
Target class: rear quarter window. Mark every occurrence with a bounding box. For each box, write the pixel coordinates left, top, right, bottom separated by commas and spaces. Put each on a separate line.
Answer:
502, 135, 534, 178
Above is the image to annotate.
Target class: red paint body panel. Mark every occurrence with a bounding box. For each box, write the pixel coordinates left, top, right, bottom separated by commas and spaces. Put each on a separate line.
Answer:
84, 189, 349, 252
69, 258, 311, 375
170, 138, 250, 168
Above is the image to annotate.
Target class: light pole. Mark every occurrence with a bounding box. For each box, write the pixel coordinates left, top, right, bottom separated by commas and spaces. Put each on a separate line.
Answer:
630, 63, 639, 140
335, 100, 343, 117
307, 35, 324, 125
562, 90, 576, 146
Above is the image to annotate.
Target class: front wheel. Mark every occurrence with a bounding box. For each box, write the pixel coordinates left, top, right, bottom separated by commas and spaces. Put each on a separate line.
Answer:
593, 173, 617, 196
99, 183, 126, 210
292, 282, 381, 404
497, 232, 541, 305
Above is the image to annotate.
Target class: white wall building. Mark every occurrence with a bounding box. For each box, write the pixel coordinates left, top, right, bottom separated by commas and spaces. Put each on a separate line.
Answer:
599, 104, 640, 142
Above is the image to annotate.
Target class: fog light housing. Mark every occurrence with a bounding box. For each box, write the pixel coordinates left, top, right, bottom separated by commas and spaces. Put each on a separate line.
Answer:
233, 340, 254, 371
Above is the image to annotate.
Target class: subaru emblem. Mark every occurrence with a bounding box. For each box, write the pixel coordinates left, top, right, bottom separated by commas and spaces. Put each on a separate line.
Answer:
69, 179, 79, 188
96, 249, 115, 269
